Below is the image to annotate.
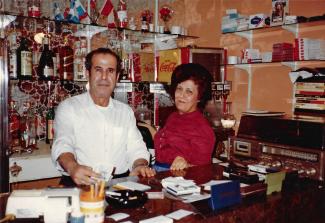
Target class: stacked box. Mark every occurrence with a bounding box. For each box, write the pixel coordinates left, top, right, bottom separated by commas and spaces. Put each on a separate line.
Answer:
272, 43, 294, 62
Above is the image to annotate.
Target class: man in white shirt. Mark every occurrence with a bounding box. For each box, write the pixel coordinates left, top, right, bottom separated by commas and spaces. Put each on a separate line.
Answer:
52, 48, 155, 186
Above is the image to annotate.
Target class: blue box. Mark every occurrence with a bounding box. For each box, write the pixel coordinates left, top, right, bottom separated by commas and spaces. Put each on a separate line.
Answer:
208, 181, 241, 211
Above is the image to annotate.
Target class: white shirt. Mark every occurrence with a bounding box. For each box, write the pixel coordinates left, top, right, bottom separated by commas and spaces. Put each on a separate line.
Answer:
51, 92, 149, 175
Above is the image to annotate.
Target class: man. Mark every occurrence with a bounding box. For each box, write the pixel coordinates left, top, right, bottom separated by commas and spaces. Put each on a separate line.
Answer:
52, 48, 155, 186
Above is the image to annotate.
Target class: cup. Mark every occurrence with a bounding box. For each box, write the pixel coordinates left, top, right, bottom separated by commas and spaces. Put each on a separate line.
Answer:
171, 26, 181, 34
159, 26, 164, 33
79, 181, 105, 223
149, 24, 154, 32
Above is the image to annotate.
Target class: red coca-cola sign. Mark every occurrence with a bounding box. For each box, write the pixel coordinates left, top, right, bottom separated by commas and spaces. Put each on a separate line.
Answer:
159, 61, 177, 72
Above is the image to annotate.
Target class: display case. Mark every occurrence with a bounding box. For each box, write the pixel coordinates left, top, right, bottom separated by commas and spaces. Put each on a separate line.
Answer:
0, 0, 201, 191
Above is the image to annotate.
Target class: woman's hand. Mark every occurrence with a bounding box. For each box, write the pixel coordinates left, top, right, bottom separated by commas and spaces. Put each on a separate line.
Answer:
170, 156, 189, 170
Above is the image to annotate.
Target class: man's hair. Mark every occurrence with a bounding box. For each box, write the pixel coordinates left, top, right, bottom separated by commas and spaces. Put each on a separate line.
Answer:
85, 48, 122, 74
169, 63, 213, 109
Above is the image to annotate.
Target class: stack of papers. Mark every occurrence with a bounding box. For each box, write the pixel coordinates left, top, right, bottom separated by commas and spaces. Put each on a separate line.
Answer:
161, 177, 201, 196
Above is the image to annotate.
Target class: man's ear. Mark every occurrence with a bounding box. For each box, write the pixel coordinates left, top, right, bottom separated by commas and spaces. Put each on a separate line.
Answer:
86, 70, 90, 80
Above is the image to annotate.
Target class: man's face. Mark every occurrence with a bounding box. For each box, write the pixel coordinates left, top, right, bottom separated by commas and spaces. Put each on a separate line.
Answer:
87, 53, 119, 105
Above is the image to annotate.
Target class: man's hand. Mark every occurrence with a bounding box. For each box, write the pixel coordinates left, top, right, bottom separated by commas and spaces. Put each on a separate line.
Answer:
170, 156, 189, 171
58, 152, 100, 185
129, 158, 156, 177
68, 163, 100, 185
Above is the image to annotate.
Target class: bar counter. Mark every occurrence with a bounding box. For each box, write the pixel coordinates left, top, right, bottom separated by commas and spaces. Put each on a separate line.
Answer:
106, 164, 325, 223
1, 164, 325, 223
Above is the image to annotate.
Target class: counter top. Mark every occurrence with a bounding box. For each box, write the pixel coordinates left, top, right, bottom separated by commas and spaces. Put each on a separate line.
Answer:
9, 141, 61, 183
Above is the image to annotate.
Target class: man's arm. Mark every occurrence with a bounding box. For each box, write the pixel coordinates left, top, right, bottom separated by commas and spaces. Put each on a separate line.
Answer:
58, 152, 100, 185
129, 158, 155, 177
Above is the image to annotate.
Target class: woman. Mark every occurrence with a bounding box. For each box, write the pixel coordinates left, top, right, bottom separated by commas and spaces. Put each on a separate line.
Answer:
154, 63, 216, 171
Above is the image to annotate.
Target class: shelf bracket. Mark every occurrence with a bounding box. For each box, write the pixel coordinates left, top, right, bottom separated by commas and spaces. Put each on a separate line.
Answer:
281, 61, 298, 70
234, 64, 252, 110
234, 30, 253, 48
282, 24, 299, 38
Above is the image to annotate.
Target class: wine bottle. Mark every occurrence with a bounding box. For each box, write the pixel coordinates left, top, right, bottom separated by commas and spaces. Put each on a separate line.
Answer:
17, 38, 33, 80
38, 36, 54, 80
46, 100, 55, 145
9, 100, 21, 150
59, 38, 74, 81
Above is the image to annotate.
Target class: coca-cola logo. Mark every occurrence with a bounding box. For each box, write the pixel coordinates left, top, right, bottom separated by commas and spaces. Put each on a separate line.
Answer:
160, 61, 177, 72
144, 63, 154, 73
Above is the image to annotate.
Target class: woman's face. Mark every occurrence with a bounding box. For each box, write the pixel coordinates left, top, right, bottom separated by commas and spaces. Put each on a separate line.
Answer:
174, 79, 199, 114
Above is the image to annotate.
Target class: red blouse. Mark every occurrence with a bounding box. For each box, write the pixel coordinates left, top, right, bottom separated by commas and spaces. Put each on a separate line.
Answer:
154, 110, 216, 165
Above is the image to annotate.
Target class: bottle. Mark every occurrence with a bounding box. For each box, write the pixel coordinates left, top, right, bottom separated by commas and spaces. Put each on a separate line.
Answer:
17, 38, 33, 80
141, 16, 148, 32
27, 0, 41, 18
46, 100, 55, 145
38, 36, 54, 80
9, 100, 21, 150
59, 38, 74, 81
19, 102, 28, 149
19, 102, 37, 151
8, 33, 18, 80
135, 104, 151, 125
117, 0, 128, 29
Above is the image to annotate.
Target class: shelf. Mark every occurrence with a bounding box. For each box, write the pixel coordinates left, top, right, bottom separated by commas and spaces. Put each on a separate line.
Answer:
0, 13, 198, 42
221, 59, 325, 68
222, 20, 325, 35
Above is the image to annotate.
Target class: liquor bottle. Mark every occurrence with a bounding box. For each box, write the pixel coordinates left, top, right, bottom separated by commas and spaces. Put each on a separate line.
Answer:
9, 100, 21, 150
8, 33, 18, 80
38, 36, 54, 80
141, 16, 148, 32
59, 38, 74, 81
117, 0, 128, 29
17, 38, 33, 80
19, 102, 37, 151
27, 0, 41, 18
46, 100, 55, 145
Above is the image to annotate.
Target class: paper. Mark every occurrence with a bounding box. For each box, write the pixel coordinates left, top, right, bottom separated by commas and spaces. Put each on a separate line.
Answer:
146, 191, 164, 199
181, 193, 211, 203
108, 213, 129, 221
139, 215, 173, 223
165, 209, 193, 220
114, 181, 151, 191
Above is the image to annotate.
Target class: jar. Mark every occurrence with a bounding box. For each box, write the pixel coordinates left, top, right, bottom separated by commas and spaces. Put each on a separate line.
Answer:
135, 104, 151, 125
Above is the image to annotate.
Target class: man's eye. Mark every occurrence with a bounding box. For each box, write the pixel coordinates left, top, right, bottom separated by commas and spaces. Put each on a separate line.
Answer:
108, 68, 115, 73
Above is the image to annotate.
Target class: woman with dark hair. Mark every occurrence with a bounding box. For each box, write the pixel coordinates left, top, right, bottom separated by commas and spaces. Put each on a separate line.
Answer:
154, 63, 216, 171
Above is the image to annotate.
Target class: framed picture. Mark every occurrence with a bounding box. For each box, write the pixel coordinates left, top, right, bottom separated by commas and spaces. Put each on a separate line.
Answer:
271, 0, 289, 26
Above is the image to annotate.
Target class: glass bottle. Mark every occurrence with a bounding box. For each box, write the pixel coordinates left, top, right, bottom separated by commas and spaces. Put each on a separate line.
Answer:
8, 32, 18, 80
27, 0, 41, 18
141, 16, 148, 32
46, 100, 55, 145
117, 0, 128, 29
59, 37, 74, 81
135, 104, 151, 125
38, 36, 54, 80
17, 38, 33, 80
9, 100, 21, 150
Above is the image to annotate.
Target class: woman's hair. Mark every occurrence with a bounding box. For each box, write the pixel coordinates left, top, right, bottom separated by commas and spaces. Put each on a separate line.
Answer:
85, 47, 122, 74
169, 63, 213, 109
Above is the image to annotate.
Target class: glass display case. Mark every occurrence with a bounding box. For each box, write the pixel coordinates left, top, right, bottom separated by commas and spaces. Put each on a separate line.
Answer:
0, 0, 202, 192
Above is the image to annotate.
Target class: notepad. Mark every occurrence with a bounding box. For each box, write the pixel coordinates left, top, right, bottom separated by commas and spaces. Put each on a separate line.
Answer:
114, 181, 151, 191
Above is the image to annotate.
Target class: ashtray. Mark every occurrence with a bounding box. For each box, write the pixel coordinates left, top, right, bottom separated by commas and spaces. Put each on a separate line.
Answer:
105, 190, 148, 208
